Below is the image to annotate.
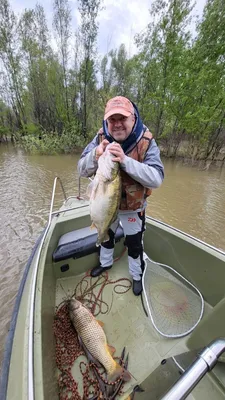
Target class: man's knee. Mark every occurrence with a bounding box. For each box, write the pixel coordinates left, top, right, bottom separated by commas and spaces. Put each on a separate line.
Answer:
125, 232, 143, 259
101, 229, 115, 249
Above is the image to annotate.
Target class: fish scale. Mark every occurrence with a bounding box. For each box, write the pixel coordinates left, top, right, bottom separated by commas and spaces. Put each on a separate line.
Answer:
69, 298, 131, 382
88, 143, 122, 245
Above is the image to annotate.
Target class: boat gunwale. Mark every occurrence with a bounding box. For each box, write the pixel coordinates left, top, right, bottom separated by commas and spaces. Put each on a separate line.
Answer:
2, 191, 225, 400
0, 229, 45, 400
146, 215, 225, 257
52, 200, 225, 257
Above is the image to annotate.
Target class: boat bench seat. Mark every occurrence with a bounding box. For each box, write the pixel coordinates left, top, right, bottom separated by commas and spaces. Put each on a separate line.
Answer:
52, 225, 124, 262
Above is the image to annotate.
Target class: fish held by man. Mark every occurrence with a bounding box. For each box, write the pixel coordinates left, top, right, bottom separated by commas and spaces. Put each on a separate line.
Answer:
87, 142, 121, 246
69, 298, 131, 383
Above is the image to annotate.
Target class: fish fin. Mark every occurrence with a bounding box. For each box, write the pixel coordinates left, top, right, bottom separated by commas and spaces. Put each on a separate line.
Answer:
103, 234, 110, 242
108, 362, 131, 383
133, 385, 145, 393
78, 336, 103, 368
121, 368, 132, 382
96, 320, 104, 327
86, 180, 94, 198
107, 344, 116, 355
97, 232, 109, 246
87, 177, 99, 199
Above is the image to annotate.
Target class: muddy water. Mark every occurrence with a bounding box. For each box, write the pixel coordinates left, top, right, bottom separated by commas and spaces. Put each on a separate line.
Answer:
0, 144, 225, 372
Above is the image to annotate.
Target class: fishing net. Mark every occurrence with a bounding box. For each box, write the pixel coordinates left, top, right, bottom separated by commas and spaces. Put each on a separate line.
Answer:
142, 254, 204, 338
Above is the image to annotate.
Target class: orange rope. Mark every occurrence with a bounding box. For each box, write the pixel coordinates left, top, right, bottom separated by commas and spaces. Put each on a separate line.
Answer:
73, 270, 131, 316
73, 246, 131, 316
53, 254, 132, 399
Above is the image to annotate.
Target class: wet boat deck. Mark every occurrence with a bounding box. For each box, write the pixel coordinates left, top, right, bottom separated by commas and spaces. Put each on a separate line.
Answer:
55, 252, 201, 397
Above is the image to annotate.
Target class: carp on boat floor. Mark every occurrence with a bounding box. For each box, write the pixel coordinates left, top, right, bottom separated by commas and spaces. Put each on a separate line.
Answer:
1, 177, 225, 400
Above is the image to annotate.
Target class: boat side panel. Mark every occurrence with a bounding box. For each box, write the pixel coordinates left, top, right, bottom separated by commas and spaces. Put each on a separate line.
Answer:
37, 261, 58, 400
187, 298, 225, 361
33, 217, 58, 400
3, 233, 44, 400
144, 221, 225, 307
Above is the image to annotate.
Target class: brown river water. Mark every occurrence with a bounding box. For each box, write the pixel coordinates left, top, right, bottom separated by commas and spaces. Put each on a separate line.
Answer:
0, 143, 225, 373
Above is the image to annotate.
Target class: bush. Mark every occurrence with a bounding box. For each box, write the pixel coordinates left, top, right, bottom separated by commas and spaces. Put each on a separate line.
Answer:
19, 123, 87, 155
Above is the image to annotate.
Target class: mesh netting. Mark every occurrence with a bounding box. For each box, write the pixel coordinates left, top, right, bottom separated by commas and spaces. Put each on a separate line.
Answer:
142, 255, 204, 338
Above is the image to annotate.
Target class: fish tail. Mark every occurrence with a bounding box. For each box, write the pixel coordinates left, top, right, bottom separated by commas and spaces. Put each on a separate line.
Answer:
108, 362, 131, 383
96, 232, 109, 246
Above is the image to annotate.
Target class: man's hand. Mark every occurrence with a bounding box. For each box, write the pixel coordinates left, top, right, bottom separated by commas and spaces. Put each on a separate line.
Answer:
108, 143, 125, 163
95, 139, 109, 160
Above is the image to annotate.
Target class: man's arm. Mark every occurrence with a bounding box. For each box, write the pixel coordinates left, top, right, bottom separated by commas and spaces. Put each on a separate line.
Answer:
77, 136, 110, 178
77, 136, 99, 177
120, 139, 164, 188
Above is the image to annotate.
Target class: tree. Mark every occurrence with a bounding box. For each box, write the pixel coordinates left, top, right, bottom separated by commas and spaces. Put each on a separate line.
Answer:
19, 6, 53, 131
78, 0, 101, 138
53, 0, 72, 124
187, 0, 225, 159
136, 0, 194, 141
0, 0, 25, 131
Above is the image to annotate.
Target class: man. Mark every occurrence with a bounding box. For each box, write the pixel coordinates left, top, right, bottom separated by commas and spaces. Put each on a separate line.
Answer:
78, 96, 164, 296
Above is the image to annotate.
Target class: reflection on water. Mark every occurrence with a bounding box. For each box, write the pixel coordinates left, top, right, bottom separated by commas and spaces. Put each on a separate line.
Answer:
0, 144, 225, 371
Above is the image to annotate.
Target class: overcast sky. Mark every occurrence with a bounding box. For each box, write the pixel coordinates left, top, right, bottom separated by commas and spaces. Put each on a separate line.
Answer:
11, 0, 207, 56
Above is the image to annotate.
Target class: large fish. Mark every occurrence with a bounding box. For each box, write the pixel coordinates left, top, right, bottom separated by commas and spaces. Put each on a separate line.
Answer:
69, 298, 131, 383
87, 143, 121, 246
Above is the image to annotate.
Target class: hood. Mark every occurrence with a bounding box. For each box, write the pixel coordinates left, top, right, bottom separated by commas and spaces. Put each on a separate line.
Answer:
102, 100, 144, 154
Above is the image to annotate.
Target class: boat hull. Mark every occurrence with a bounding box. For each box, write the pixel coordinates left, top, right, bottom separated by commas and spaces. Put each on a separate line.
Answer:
1, 197, 225, 399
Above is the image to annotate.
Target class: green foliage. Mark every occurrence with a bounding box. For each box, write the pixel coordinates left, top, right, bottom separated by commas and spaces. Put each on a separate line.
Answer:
0, 0, 224, 160
77, 0, 102, 138
0, 125, 8, 139
23, 122, 41, 136
20, 122, 85, 155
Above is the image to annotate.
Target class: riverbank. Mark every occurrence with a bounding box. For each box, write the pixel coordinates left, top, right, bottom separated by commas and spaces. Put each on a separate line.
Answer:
2, 136, 225, 167
160, 140, 225, 165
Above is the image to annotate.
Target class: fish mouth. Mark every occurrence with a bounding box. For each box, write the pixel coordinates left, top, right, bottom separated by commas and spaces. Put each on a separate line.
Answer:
69, 298, 81, 311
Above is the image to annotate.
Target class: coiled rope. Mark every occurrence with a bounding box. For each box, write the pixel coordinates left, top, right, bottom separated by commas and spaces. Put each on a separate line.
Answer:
53, 266, 131, 399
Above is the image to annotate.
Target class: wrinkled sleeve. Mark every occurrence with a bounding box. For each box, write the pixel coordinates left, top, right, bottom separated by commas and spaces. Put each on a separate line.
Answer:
77, 135, 99, 177
120, 139, 164, 188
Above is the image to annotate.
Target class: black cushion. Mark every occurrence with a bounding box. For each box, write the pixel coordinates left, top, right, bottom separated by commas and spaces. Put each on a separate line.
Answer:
52, 225, 124, 262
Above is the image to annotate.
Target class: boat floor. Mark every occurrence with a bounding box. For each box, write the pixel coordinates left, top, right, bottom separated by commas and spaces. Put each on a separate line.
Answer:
55, 252, 219, 399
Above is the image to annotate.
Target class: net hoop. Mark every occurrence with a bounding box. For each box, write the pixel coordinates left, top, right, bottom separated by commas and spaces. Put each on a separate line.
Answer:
142, 254, 204, 338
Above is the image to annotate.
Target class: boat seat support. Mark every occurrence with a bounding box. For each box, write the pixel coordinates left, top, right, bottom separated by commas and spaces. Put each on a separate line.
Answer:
52, 225, 124, 262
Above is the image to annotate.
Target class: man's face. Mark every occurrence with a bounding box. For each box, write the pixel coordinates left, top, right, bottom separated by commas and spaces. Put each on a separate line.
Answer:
107, 113, 135, 143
